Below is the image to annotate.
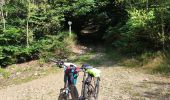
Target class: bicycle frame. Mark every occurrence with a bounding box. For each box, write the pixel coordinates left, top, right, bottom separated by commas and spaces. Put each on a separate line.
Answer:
59, 68, 79, 100
49, 59, 79, 100
80, 69, 100, 100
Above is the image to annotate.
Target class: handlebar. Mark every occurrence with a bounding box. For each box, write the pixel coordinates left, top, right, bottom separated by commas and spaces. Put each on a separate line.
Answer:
49, 58, 93, 71
49, 58, 78, 70
48, 58, 64, 68
48, 58, 59, 63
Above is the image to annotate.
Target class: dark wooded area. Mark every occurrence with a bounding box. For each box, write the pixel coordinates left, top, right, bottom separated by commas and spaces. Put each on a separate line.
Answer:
0, 0, 170, 68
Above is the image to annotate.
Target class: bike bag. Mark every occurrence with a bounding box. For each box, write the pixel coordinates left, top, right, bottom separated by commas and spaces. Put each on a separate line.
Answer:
86, 68, 101, 77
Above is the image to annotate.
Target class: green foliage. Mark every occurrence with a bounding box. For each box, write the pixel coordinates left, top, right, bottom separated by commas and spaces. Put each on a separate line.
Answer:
104, 0, 170, 54
72, 0, 95, 16
126, 9, 154, 30
118, 9, 155, 53
0, 34, 71, 66
0, 27, 25, 45
1, 0, 170, 68
0, 46, 36, 66
0, 0, 73, 66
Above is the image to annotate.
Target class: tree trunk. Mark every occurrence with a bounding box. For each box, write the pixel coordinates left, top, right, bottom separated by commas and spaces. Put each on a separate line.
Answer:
26, 0, 30, 47
161, 10, 165, 51
26, 19, 29, 47
146, 0, 149, 11
0, 5, 6, 30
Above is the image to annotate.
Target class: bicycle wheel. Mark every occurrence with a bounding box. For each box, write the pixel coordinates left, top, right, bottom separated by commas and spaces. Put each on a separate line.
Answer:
69, 85, 79, 100
83, 84, 88, 99
84, 77, 100, 100
58, 88, 69, 100
94, 77, 100, 100
58, 93, 69, 100
83, 75, 91, 99
84, 83, 95, 100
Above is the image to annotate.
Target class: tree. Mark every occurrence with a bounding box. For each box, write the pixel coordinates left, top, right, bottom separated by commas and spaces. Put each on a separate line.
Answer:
0, 0, 6, 31
26, 0, 30, 47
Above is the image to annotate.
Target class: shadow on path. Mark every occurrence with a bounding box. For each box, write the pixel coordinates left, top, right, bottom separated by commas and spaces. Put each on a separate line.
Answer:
135, 80, 170, 100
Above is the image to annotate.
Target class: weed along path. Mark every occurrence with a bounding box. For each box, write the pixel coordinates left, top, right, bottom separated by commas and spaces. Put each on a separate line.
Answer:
0, 49, 170, 100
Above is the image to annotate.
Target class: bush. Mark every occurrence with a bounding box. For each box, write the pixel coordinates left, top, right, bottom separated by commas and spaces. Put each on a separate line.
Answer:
104, 8, 163, 54
0, 27, 25, 45
34, 34, 71, 59
0, 32, 72, 67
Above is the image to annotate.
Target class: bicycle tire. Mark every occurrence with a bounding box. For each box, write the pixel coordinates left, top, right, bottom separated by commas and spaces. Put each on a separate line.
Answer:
94, 77, 100, 100
58, 93, 69, 100
83, 84, 88, 99
84, 77, 100, 100
84, 83, 95, 100
69, 85, 79, 100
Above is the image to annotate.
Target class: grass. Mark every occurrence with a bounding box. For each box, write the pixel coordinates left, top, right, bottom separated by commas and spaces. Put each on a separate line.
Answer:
13, 75, 37, 84
153, 62, 170, 75
120, 58, 140, 67
12, 66, 60, 84
118, 51, 159, 67
88, 47, 170, 75
104, 48, 123, 62
0, 68, 10, 78
71, 47, 155, 68
72, 46, 170, 75
141, 51, 170, 75
72, 51, 105, 67
71, 47, 123, 67
73, 52, 103, 66
117, 50, 170, 75
0, 63, 60, 89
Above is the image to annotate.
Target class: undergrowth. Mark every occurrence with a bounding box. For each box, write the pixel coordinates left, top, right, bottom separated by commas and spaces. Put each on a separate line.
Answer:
72, 44, 170, 75
119, 51, 170, 75
152, 52, 170, 75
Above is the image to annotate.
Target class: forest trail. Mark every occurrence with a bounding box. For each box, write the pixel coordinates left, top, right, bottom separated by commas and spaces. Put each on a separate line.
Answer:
0, 65, 170, 100
0, 46, 170, 100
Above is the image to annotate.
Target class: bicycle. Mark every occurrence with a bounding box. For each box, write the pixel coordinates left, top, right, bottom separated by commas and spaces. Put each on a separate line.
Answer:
58, 85, 79, 100
80, 65, 101, 100
49, 59, 79, 100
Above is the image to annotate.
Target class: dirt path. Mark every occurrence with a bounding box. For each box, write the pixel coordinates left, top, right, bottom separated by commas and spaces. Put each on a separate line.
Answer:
0, 45, 170, 100
0, 65, 170, 100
